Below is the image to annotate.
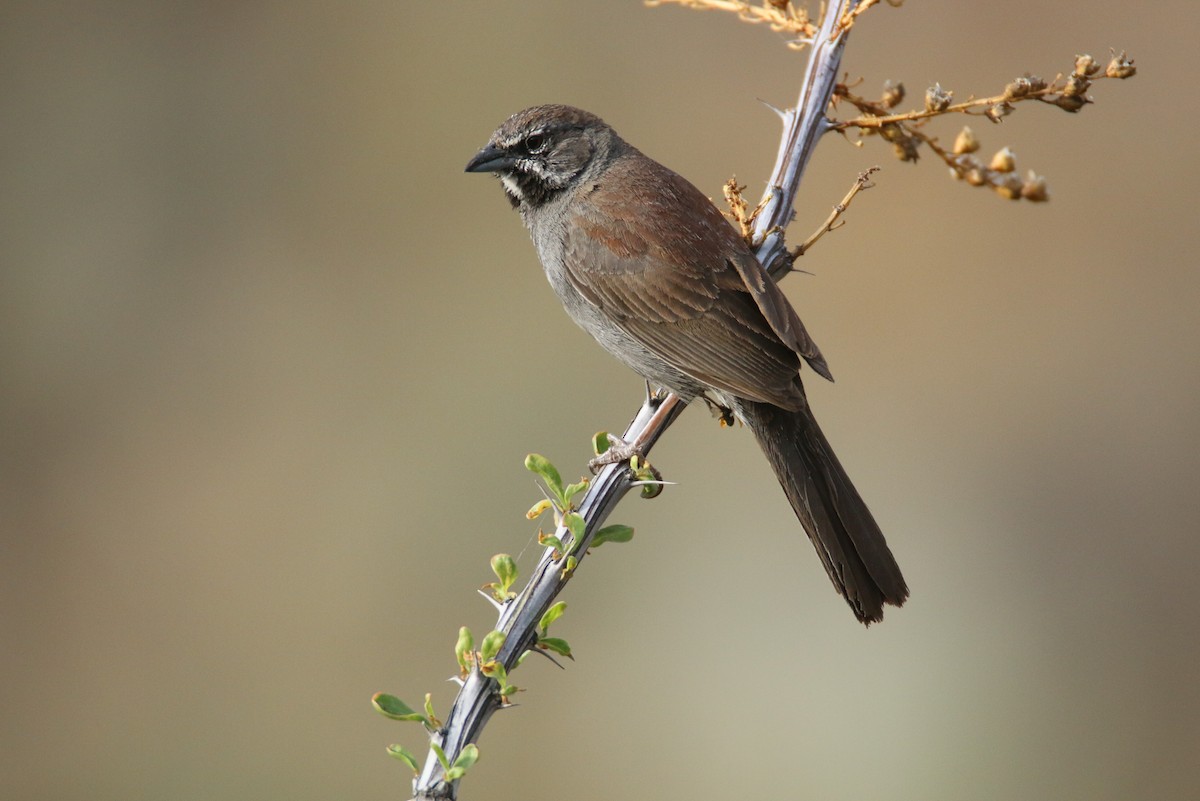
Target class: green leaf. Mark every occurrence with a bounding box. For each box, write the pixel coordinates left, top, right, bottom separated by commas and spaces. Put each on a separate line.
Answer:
592, 431, 611, 455
537, 532, 564, 554
525, 453, 563, 501
563, 478, 590, 505
591, 524, 634, 547
480, 630, 506, 663
453, 743, 480, 773
538, 601, 567, 634
487, 661, 518, 698
537, 636, 574, 659
563, 511, 586, 551
631, 458, 665, 499
526, 498, 553, 520
516, 649, 532, 667
423, 693, 439, 728
430, 741, 450, 772
446, 766, 467, 781
561, 554, 578, 578
455, 627, 474, 674
372, 693, 430, 725
490, 553, 518, 593
386, 743, 421, 774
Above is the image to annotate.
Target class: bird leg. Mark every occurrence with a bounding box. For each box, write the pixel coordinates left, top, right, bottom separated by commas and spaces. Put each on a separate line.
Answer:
587, 433, 644, 474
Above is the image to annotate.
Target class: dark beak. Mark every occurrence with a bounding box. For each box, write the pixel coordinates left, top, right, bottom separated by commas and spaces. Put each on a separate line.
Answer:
464, 143, 516, 174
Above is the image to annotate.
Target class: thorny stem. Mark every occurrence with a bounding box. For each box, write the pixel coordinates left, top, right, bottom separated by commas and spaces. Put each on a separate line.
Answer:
412, 2, 862, 799
751, 1, 859, 280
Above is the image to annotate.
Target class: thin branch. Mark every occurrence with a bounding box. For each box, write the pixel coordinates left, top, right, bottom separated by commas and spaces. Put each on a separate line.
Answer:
826, 50, 1134, 201
792, 166, 878, 259
646, 0, 816, 45
412, 3, 863, 799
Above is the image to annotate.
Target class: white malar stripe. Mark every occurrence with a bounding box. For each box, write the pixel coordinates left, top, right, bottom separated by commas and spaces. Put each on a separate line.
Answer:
500, 173, 523, 201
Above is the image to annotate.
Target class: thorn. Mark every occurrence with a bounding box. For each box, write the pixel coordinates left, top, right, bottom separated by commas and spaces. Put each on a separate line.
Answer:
477, 588, 504, 611
449, 676, 465, 687
757, 97, 790, 122
529, 647, 568, 670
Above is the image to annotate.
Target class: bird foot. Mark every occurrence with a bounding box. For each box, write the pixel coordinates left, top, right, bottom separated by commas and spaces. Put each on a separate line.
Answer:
701, 397, 737, 428
587, 434, 645, 475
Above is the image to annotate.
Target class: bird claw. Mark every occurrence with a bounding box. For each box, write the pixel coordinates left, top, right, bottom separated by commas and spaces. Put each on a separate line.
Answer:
587, 433, 645, 474
701, 397, 737, 427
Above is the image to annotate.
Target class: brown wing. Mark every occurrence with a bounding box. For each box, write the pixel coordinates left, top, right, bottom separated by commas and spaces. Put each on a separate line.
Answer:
561, 151, 827, 408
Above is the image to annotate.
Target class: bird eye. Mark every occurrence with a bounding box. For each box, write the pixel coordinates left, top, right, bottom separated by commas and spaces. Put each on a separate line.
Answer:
524, 132, 548, 154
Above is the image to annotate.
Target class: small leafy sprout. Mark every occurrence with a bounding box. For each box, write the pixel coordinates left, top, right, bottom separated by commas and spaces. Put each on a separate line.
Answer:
430, 741, 450, 773
531, 601, 575, 661
525, 453, 589, 511
629, 455, 666, 499
526, 453, 593, 558
482, 554, 518, 602
537, 637, 574, 660
386, 743, 421, 775
560, 554, 578, 579
537, 530, 565, 559
479, 630, 506, 666
592, 431, 612, 455
455, 627, 474, 676
423, 693, 442, 730
563, 511, 587, 554
488, 662, 520, 704
372, 693, 434, 730
445, 743, 480, 781
524, 452, 562, 495
590, 524, 635, 548
526, 498, 553, 520
432, 740, 485, 779
538, 602, 567, 634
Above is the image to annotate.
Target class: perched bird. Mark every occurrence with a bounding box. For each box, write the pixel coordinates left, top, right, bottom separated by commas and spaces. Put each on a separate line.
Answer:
466, 105, 907, 623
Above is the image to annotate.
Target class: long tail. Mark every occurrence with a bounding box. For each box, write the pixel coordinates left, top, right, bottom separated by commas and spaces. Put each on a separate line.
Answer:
739, 399, 908, 624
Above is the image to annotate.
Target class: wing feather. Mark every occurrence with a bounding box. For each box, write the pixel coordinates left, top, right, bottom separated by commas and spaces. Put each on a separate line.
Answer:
561, 152, 826, 409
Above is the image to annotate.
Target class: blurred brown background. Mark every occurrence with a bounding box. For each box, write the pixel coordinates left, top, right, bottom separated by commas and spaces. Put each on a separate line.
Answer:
2, 2, 1196, 800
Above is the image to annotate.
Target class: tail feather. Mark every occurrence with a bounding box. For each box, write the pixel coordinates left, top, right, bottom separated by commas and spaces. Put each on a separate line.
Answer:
740, 400, 908, 624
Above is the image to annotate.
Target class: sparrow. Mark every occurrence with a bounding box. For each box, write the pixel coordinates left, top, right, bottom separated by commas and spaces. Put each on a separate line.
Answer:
466, 104, 907, 624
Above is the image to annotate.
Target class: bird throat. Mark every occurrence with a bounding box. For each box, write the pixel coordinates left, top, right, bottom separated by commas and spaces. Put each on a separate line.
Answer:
501, 167, 561, 209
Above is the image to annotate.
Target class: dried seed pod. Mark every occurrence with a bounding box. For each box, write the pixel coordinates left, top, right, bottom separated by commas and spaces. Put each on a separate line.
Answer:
985, 102, 1014, 123
1074, 54, 1100, 77
925, 83, 953, 113
1020, 171, 1049, 202
1063, 74, 1091, 98
953, 126, 980, 155
1054, 94, 1089, 112
989, 147, 1016, 173
1025, 74, 1048, 92
950, 154, 980, 180
1004, 77, 1033, 99
881, 80, 905, 109
993, 172, 1024, 200
1106, 51, 1136, 78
